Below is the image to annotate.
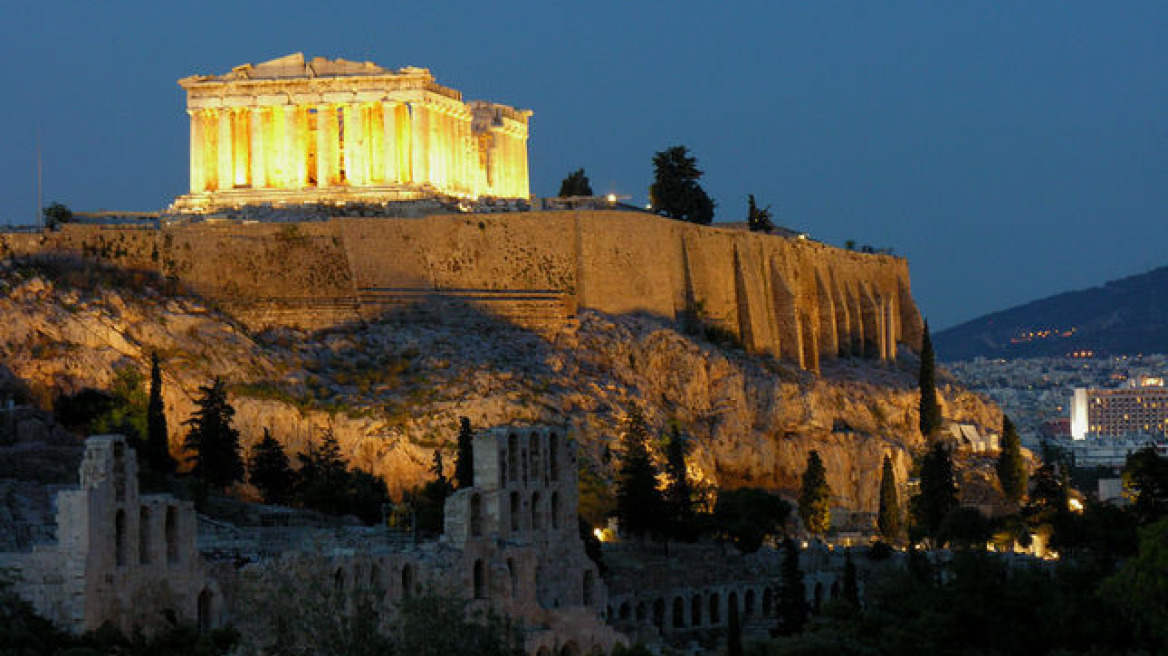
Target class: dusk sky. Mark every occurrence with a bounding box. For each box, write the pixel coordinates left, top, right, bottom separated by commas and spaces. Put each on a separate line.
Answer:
2, 1, 1164, 330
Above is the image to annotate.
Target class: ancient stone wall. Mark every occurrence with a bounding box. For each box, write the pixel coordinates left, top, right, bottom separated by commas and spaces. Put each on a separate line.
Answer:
1, 211, 922, 371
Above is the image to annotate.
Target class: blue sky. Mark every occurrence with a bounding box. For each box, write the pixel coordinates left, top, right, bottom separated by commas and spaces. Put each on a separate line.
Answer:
2, 1, 1164, 329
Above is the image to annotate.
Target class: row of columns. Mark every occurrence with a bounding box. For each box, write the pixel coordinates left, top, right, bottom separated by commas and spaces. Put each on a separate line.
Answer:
188, 102, 529, 198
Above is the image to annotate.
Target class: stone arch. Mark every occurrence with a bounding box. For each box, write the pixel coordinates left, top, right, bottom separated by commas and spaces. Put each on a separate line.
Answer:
549, 432, 560, 482
470, 493, 483, 537
728, 590, 739, 618
635, 601, 646, 623
583, 569, 595, 606
165, 505, 179, 564
745, 588, 756, 616
709, 592, 721, 625
691, 594, 702, 626
531, 491, 542, 530
530, 432, 541, 483
508, 558, 518, 599
474, 559, 487, 599
115, 509, 127, 567
113, 440, 126, 502
550, 491, 560, 530
672, 596, 686, 628
197, 588, 213, 632
509, 491, 521, 533
507, 433, 518, 486
652, 598, 665, 630
401, 564, 415, 600
138, 506, 151, 565
619, 601, 630, 621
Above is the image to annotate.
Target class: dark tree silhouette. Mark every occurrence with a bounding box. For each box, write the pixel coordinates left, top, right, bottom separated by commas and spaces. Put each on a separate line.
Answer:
1122, 447, 1168, 523
557, 168, 593, 197
727, 592, 743, 656
615, 407, 665, 539
877, 454, 901, 541
648, 146, 715, 224
842, 549, 859, 608
295, 428, 348, 516
144, 352, 176, 474
776, 538, 808, 635
713, 487, 790, 554
918, 321, 942, 438
798, 450, 832, 535
454, 416, 475, 489
997, 415, 1028, 503
248, 428, 296, 505
910, 442, 959, 542
746, 194, 775, 233
663, 426, 697, 541
182, 378, 243, 491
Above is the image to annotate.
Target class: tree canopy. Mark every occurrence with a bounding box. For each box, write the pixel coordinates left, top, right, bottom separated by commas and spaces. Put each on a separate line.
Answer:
798, 450, 832, 535
996, 415, 1028, 503
248, 428, 295, 506
183, 378, 244, 491
910, 442, 959, 543
615, 407, 665, 539
746, 194, 775, 233
877, 454, 901, 542
648, 146, 715, 224
662, 426, 698, 541
918, 321, 942, 438
144, 352, 176, 474
1122, 446, 1168, 523
454, 416, 475, 489
557, 168, 593, 197
713, 487, 790, 553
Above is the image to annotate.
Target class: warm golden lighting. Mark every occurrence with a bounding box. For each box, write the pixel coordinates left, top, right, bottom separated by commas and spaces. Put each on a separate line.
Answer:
1068, 498, 1084, 513
606, 193, 616, 203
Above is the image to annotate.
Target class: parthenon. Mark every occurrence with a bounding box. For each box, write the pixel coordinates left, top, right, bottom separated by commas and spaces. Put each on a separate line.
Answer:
171, 53, 531, 212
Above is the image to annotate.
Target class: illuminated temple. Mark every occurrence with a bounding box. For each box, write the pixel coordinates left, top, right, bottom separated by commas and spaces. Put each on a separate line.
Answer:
171, 53, 531, 212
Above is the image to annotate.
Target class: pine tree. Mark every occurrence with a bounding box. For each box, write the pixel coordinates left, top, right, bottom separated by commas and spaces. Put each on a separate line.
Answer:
248, 427, 296, 505
918, 321, 942, 438
910, 442, 959, 542
557, 168, 593, 197
776, 538, 807, 635
727, 593, 743, 656
648, 146, 715, 224
295, 428, 348, 515
997, 415, 1028, 503
663, 426, 696, 541
183, 378, 244, 491
877, 454, 902, 541
746, 194, 775, 234
454, 416, 475, 489
798, 450, 832, 536
615, 407, 665, 539
144, 352, 176, 474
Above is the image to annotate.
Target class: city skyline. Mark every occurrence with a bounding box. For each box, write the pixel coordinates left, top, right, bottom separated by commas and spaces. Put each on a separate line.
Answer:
2, 1, 1164, 329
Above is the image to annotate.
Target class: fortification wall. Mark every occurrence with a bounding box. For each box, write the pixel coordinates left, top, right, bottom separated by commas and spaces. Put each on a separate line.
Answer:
1, 211, 922, 370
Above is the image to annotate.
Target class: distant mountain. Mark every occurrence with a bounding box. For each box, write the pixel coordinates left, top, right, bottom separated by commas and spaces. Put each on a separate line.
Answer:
934, 266, 1168, 361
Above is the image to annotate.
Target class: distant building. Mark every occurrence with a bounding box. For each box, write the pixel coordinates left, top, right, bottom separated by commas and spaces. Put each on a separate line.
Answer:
943, 423, 999, 453
1069, 377, 1168, 440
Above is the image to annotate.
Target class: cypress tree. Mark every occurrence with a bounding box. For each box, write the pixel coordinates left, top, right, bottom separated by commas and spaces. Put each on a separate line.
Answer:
296, 428, 349, 515
997, 415, 1028, 503
557, 168, 593, 197
248, 427, 296, 505
918, 320, 942, 438
798, 450, 832, 536
663, 426, 696, 541
877, 454, 902, 541
746, 194, 775, 234
910, 442, 959, 541
776, 538, 807, 635
144, 352, 176, 474
454, 416, 475, 489
183, 378, 244, 491
727, 593, 743, 656
615, 407, 665, 539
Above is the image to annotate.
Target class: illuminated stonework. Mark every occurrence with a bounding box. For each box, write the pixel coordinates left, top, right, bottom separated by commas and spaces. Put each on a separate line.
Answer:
171, 53, 531, 212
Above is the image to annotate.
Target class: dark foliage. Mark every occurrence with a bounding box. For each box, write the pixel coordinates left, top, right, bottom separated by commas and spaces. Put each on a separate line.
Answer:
248, 427, 296, 506
662, 426, 698, 541
393, 594, 525, 656
558, 168, 593, 197
747, 194, 775, 233
997, 415, 1027, 503
42, 201, 72, 229
648, 146, 715, 224
615, 407, 665, 539
145, 352, 176, 474
183, 378, 243, 491
454, 416, 475, 489
714, 487, 790, 554
776, 538, 808, 636
1122, 446, 1168, 523
876, 454, 901, 542
918, 321, 942, 438
909, 443, 958, 543
798, 450, 831, 535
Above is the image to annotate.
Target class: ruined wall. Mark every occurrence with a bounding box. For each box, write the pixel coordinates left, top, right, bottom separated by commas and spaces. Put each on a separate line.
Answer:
1, 212, 922, 370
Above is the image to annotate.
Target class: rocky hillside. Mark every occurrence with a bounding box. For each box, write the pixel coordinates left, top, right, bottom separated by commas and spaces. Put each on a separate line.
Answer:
935, 265, 1168, 361
0, 258, 1000, 523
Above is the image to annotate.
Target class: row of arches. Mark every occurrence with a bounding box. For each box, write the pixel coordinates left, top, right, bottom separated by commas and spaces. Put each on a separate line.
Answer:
500, 431, 563, 489
470, 489, 566, 539
113, 505, 181, 569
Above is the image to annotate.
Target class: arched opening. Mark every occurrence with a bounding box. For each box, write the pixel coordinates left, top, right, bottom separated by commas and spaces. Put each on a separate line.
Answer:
115, 509, 127, 567
402, 564, 414, 600
138, 507, 151, 565
830, 580, 840, 600
559, 643, 579, 656
473, 559, 486, 599
652, 598, 665, 631
113, 440, 126, 503
635, 601, 646, 623
334, 568, 346, 607
672, 597, 685, 629
197, 588, 213, 632
510, 491, 520, 532
508, 558, 518, 599
619, 602, 630, 621
530, 433, 541, 483
470, 493, 483, 537
165, 506, 179, 564
583, 569, 595, 606
709, 592, 721, 625
507, 433, 518, 486
745, 589, 756, 616
728, 591, 738, 619
814, 582, 823, 612
531, 492, 542, 530
763, 587, 774, 615
691, 594, 702, 626
550, 492, 560, 530
549, 433, 559, 482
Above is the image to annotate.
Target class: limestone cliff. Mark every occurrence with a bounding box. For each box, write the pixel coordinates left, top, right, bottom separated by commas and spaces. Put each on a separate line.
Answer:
0, 258, 999, 525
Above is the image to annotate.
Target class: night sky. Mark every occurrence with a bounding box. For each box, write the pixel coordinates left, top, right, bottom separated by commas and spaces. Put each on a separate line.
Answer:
2, 1, 1164, 329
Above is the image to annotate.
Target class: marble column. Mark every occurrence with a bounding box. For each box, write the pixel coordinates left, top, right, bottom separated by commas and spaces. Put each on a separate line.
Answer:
410, 103, 429, 187
381, 102, 399, 183
217, 109, 233, 190
189, 110, 204, 193
249, 108, 265, 189
343, 104, 364, 186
